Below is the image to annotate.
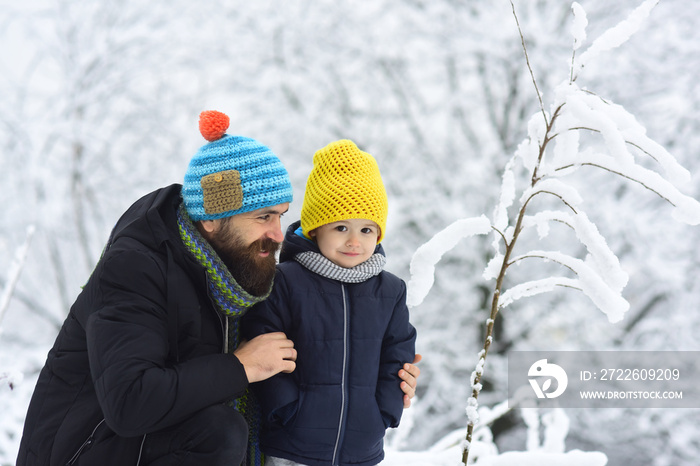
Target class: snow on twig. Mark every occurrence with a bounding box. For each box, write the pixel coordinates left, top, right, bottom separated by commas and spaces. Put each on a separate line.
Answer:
508, 249, 629, 322
574, 0, 659, 80
0, 370, 24, 391
0, 226, 35, 328
522, 210, 628, 291
519, 179, 583, 213
499, 276, 580, 308
407, 216, 491, 308
556, 152, 700, 225
570, 3, 587, 52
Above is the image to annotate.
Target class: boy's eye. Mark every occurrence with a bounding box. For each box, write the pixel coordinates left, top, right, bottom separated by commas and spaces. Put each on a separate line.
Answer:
335, 225, 348, 232
361, 228, 374, 234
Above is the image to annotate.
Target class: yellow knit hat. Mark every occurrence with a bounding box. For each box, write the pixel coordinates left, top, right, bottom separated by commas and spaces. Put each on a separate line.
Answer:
301, 139, 388, 243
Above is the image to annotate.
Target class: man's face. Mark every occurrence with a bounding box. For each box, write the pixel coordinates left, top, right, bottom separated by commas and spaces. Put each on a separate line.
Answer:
202, 203, 289, 296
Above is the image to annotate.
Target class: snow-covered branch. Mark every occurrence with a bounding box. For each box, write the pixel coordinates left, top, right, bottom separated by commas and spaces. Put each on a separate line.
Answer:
0, 226, 35, 329
554, 153, 700, 224
507, 249, 629, 322
407, 216, 492, 308
573, 0, 660, 80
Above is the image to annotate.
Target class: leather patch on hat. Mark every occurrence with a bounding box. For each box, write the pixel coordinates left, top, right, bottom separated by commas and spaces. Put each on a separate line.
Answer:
201, 170, 243, 214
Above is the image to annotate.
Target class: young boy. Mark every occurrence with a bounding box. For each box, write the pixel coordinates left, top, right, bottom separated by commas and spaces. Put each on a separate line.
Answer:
244, 139, 417, 466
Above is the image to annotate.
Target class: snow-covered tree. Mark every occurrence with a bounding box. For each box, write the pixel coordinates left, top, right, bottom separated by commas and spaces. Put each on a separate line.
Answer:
407, 1, 700, 463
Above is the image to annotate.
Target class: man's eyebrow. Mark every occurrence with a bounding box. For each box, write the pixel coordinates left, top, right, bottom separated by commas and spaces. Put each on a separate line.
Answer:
258, 207, 289, 215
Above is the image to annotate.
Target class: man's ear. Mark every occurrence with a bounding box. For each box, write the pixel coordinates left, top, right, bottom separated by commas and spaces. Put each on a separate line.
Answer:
199, 219, 220, 234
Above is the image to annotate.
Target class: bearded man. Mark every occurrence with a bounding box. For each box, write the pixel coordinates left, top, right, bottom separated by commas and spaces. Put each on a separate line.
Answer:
16, 110, 421, 466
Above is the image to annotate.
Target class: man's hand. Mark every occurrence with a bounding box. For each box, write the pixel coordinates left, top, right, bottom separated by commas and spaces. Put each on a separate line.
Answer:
234, 332, 297, 383
400, 354, 422, 408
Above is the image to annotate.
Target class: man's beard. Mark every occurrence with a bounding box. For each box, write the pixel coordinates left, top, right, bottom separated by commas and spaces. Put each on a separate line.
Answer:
207, 221, 280, 297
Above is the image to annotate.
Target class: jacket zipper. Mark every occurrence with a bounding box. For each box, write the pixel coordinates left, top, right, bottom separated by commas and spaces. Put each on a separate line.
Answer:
332, 284, 350, 465
65, 419, 105, 465
135, 433, 148, 465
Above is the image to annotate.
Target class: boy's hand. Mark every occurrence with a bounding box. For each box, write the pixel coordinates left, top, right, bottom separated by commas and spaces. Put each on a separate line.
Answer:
234, 332, 297, 383
399, 354, 422, 408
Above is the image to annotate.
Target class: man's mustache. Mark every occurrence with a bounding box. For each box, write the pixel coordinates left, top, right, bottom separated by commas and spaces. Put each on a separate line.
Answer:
250, 237, 281, 255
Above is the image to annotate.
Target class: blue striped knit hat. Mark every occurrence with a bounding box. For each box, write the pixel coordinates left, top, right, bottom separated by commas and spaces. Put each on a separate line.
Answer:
182, 110, 293, 221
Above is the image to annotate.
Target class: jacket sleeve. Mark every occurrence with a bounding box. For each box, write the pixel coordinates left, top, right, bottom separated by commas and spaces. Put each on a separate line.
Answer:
375, 279, 417, 429
243, 271, 300, 427
85, 247, 248, 437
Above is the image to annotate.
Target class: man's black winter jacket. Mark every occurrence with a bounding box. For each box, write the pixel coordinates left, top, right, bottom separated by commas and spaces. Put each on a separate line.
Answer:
16, 185, 248, 466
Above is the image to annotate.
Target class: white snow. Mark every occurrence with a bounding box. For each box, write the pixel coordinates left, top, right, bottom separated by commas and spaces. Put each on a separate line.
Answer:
0, 226, 35, 326
0, 369, 24, 391
576, 0, 659, 74
499, 276, 580, 309
572, 151, 700, 225
515, 116, 543, 173
508, 250, 630, 322
522, 210, 628, 291
469, 449, 608, 466
465, 397, 480, 426
541, 409, 570, 453
519, 178, 584, 211
383, 408, 607, 465
493, 160, 516, 233
570, 3, 588, 51
407, 216, 492, 307
482, 253, 504, 281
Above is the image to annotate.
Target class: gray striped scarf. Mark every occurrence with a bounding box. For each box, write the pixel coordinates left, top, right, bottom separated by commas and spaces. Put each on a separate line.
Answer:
294, 251, 386, 283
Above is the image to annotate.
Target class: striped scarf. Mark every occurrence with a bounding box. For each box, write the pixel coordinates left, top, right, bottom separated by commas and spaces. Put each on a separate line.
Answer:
177, 203, 267, 466
294, 251, 386, 283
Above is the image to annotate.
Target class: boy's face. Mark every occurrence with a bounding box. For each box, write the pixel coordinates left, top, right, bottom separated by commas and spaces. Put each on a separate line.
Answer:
310, 218, 380, 268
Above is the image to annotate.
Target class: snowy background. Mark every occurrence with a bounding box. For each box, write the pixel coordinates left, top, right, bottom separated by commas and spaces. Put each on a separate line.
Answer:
1, 0, 699, 465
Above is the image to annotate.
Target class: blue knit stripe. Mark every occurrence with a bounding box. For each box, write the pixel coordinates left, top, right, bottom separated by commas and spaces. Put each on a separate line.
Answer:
182, 134, 293, 221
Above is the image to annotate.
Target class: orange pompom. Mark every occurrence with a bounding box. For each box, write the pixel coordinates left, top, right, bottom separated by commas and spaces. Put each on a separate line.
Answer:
199, 110, 230, 142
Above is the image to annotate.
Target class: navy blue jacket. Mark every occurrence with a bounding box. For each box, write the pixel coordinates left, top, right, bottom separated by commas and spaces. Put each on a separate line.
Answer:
243, 221, 416, 466
17, 185, 248, 465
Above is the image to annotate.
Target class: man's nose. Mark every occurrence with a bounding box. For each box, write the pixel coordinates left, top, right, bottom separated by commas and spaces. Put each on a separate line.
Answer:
266, 220, 284, 243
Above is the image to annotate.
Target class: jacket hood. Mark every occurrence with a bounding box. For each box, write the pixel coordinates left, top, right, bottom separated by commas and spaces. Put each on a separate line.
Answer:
279, 219, 384, 264
106, 184, 183, 253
